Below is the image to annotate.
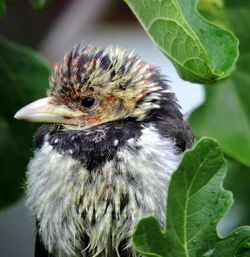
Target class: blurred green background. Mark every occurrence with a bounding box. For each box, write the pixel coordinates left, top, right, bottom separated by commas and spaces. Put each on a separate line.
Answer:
0, 0, 249, 257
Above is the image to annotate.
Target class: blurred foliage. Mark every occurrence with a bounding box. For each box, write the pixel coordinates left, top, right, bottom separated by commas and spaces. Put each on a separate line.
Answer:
30, 0, 52, 11
0, 37, 50, 209
124, 0, 238, 83
224, 158, 250, 227
0, 0, 6, 17
132, 138, 250, 257
0, 0, 51, 17
189, 3, 250, 167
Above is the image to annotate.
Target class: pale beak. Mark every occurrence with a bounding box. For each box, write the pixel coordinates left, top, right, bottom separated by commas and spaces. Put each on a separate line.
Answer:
14, 97, 83, 125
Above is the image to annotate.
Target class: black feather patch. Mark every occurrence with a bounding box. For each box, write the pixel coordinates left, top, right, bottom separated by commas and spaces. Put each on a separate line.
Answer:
35, 119, 143, 171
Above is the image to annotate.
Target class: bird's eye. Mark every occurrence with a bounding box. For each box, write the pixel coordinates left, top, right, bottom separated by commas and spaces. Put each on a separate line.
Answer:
80, 97, 95, 108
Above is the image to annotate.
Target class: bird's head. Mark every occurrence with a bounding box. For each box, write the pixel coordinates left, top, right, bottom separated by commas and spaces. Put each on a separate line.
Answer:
15, 44, 168, 129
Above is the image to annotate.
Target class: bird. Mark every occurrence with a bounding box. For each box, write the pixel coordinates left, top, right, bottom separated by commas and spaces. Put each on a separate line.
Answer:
14, 44, 193, 257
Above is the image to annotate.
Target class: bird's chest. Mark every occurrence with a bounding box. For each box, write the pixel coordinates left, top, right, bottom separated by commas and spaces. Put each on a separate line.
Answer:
27, 126, 181, 256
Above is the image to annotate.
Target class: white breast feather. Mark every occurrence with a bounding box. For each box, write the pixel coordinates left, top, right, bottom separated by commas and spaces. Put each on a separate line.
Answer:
26, 126, 182, 257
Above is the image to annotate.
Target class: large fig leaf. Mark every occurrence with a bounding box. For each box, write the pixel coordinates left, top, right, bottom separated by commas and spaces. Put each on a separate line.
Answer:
124, 0, 238, 83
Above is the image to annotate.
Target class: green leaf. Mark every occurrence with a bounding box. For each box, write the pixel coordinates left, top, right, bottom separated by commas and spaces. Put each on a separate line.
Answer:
0, 37, 50, 209
132, 138, 250, 257
29, 0, 51, 11
124, 0, 238, 83
133, 216, 167, 257
214, 227, 250, 257
189, 5, 250, 167
165, 138, 231, 257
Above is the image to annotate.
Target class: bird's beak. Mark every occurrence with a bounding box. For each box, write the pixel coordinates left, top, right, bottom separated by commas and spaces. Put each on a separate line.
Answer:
14, 97, 83, 124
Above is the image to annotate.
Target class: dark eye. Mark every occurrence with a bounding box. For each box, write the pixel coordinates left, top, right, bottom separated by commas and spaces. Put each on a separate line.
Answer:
80, 97, 95, 108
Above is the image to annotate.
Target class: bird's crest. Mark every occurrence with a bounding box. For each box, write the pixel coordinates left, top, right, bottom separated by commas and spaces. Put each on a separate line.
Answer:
49, 44, 165, 122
